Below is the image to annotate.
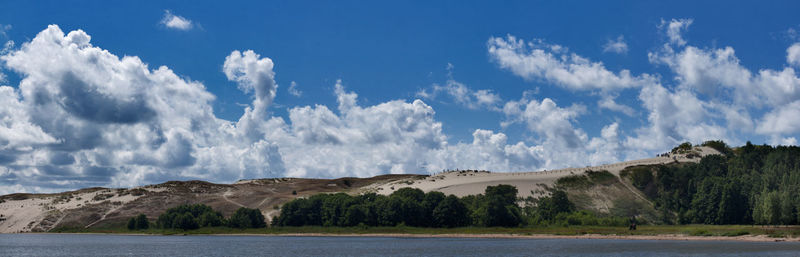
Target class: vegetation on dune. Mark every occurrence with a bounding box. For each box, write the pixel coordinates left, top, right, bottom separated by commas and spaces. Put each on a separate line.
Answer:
621, 141, 800, 226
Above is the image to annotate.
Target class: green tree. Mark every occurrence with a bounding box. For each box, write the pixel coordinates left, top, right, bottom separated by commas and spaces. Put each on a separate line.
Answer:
229, 207, 266, 228
173, 213, 198, 230
432, 195, 470, 228
127, 217, 136, 230
199, 211, 223, 227
482, 185, 521, 227
537, 190, 574, 220
135, 214, 149, 230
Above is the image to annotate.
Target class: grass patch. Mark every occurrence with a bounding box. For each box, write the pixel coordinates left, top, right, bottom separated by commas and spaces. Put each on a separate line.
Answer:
46, 224, 796, 239
556, 174, 591, 188
688, 229, 713, 236
721, 230, 750, 237
585, 170, 616, 185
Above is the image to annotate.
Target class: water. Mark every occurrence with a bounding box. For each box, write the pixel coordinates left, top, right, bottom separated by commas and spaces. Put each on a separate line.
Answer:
0, 234, 798, 256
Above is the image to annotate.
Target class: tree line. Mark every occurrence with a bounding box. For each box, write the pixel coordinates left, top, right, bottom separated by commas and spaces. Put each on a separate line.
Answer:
625, 140, 800, 225
128, 204, 266, 230
272, 184, 627, 228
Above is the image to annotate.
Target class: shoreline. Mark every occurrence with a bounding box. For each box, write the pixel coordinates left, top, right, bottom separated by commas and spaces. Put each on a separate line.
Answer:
29, 232, 799, 242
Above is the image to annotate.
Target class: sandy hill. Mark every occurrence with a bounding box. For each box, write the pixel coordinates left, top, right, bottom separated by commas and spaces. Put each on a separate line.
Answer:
0, 146, 719, 233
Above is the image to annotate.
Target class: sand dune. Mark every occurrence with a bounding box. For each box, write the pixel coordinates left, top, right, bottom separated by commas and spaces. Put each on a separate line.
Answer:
367, 146, 719, 198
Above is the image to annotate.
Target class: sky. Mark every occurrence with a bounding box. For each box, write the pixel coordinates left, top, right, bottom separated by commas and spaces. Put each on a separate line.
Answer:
1, 1, 800, 194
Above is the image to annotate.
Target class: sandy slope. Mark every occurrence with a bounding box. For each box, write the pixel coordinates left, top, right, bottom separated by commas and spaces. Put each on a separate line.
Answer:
366, 147, 719, 198
0, 187, 162, 233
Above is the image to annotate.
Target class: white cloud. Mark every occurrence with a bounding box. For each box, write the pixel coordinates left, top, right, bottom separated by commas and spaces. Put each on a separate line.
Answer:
648, 26, 800, 141
624, 83, 729, 152
603, 35, 628, 54
1, 25, 577, 193
417, 79, 501, 110
0, 25, 282, 192
598, 94, 636, 116
273, 81, 449, 177
0, 24, 10, 38
757, 100, 800, 135
788, 43, 800, 67
417, 64, 501, 110
287, 81, 302, 97
161, 10, 193, 30
3, 21, 799, 193
223, 50, 277, 141
500, 95, 627, 168
660, 18, 693, 46
488, 35, 655, 91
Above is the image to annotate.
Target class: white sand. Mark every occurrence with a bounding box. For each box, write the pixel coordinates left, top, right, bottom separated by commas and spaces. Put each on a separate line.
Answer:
0, 188, 146, 233
368, 146, 719, 198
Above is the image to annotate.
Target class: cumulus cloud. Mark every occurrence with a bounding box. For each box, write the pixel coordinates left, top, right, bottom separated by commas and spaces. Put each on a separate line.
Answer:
603, 35, 628, 54
648, 26, 800, 141
3, 21, 799, 194
0, 25, 283, 192
624, 83, 729, 153
223, 50, 277, 141
161, 10, 193, 30
488, 35, 655, 91
2, 25, 592, 193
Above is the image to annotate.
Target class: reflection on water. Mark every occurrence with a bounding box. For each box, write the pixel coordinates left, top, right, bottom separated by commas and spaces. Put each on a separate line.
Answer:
0, 234, 798, 256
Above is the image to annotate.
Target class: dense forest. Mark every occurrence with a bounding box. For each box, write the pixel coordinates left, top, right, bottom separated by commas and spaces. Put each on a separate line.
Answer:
628, 141, 800, 225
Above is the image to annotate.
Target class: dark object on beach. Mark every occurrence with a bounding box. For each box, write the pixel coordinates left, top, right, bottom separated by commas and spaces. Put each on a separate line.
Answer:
629, 216, 637, 230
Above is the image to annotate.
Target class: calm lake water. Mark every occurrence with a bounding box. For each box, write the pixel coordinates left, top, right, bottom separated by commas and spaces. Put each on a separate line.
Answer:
0, 234, 798, 256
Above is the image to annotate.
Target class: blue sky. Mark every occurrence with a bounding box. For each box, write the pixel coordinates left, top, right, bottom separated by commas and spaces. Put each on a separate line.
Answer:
1, 1, 800, 193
